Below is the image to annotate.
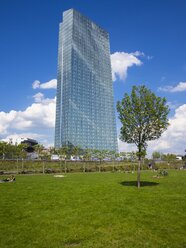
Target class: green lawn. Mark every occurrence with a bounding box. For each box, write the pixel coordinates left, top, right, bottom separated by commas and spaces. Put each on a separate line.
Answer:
0, 170, 186, 248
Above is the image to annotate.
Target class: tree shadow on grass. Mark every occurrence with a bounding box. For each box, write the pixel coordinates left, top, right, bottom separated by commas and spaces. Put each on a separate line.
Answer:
120, 181, 159, 187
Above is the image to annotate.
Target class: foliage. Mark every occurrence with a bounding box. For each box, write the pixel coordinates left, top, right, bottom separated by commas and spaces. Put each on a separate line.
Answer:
158, 170, 168, 176
48, 146, 57, 156
71, 146, 82, 159
120, 151, 137, 161
161, 153, 177, 161
57, 146, 69, 160
0, 141, 28, 159
83, 148, 92, 161
93, 149, 109, 163
152, 151, 161, 160
117, 85, 170, 187
33, 144, 45, 159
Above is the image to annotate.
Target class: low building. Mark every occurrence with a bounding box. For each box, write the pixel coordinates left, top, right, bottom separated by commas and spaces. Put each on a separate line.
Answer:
21, 138, 38, 153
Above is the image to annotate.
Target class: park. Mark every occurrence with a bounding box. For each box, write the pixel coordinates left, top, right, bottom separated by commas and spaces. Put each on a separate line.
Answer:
0, 170, 186, 248
1, 2, 186, 247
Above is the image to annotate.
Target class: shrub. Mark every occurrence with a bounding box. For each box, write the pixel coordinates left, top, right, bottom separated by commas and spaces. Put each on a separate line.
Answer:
159, 170, 168, 176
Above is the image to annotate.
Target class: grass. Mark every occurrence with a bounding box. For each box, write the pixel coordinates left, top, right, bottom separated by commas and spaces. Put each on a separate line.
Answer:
0, 170, 186, 248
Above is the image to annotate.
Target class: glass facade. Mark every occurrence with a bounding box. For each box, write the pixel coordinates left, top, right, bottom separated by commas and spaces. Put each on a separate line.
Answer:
55, 9, 118, 151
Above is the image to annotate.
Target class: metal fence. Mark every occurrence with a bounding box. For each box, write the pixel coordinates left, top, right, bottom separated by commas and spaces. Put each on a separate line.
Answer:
0, 159, 183, 175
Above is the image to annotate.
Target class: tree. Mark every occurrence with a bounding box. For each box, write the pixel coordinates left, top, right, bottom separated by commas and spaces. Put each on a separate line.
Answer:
152, 151, 161, 160
117, 85, 169, 188
16, 143, 28, 170
57, 146, 69, 160
109, 150, 120, 172
83, 148, 92, 162
93, 149, 108, 172
71, 146, 81, 161
161, 153, 176, 162
0, 141, 8, 159
48, 146, 57, 157
57, 146, 69, 172
16, 143, 28, 159
120, 151, 128, 161
82, 148, 92, 172
33, 144, 45, 159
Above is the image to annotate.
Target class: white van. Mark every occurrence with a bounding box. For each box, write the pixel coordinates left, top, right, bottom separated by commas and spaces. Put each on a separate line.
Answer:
176, 156, 182, 161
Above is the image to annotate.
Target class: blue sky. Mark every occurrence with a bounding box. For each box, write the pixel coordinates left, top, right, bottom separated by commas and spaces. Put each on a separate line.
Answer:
0, 0, 186, 155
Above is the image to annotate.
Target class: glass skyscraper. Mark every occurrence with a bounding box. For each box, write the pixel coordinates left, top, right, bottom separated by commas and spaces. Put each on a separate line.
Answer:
55, 9, 118, 151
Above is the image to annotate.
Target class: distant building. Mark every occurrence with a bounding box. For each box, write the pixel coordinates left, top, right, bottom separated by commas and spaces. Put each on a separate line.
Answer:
21, 138, 38, 153
55, 9, 118, 152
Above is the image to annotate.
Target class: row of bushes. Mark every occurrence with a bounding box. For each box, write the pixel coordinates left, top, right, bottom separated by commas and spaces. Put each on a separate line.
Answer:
0, 159, 184, 174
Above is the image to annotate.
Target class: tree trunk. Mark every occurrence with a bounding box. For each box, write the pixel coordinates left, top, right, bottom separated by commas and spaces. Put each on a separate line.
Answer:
60, 159, 62, 173
42, 159, 45, 174
17, 158, 19, 174
137, 158, 141, 188
137, 142, 142, 188
83, 161, 86, 172
99, 160, 101, 172
65, 160, 67, 173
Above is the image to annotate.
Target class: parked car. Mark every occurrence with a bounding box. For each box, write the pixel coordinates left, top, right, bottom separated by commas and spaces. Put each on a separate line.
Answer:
103, 157, 111, 161
51, 155, 59, 161
70, 156, 81, 161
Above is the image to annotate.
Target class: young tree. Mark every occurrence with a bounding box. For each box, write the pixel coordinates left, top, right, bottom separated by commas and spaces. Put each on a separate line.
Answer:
82, 148, 92, 172
16, 143, 28, 170
109, 150, 120, 172
161, 153, 176, 162
83, 148, 92, 162
72, 146, 81, 161
33, 144, 45, 159
152, 151, 161, 160
16, 143, 28, 159
93, 149, 108, 172
57, 146, 69, 160
48, 146, 57, 157
57, 146, 69, 172
0, 141, 8, 159
117, 85, 169, 188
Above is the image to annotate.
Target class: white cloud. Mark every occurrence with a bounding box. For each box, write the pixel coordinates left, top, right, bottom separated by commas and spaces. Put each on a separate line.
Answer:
32, 92, 55, 105
118, 139, 136, 152
0, 110, 17, 135
2, 133, 45, 145
0, 95, 56, 137
33, 92, 44, 103
32, 80, 40, 89
0, 93, 56, 147
131, 51, 145, 57
159, 81, 186, 93
111, 51, 143, 81
118, 104, 186, 156
147, 105, 186, 155
32, 79, 57, 89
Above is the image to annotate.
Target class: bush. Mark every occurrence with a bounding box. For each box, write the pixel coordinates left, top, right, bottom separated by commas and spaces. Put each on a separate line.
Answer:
45, 168, 55, 174
158, 170, 168, 176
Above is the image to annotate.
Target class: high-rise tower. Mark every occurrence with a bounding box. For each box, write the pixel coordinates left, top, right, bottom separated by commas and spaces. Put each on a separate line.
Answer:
55, 9, 118, 151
